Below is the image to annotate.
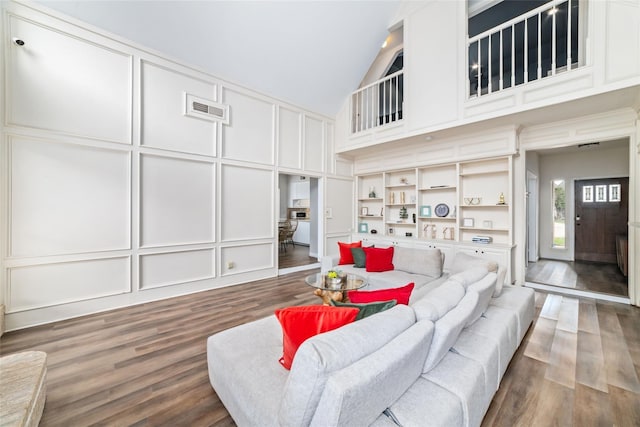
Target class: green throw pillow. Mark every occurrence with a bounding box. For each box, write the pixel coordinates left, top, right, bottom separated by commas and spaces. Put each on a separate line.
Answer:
350, 246, 368, 268
330, 299, 397, 321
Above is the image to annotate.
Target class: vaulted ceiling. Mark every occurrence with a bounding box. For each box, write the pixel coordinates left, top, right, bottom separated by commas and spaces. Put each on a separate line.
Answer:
37, 0, 402, 118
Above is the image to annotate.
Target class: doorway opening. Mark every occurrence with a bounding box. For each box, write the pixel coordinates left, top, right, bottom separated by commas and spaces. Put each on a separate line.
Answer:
524, 138, 629, 301
277, 174, 321, 274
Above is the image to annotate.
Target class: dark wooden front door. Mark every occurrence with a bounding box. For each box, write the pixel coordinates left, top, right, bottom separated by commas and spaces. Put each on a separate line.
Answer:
575, 178, 628, 263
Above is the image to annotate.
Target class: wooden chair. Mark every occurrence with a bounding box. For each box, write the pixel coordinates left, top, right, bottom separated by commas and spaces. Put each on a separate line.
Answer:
285, 219, 298, 247
278, 227, 288, 252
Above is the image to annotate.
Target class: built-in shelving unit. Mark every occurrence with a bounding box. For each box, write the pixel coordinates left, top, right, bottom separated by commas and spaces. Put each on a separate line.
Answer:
354, 156, 514, 282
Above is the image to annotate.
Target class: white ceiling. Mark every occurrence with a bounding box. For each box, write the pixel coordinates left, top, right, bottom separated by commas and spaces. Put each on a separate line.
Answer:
36, 0, 402, 118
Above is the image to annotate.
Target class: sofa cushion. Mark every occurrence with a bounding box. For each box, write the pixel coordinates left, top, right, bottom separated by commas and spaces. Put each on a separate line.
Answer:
338, 241, 362, 265
422, 290, 479, 373
393, 246, 443, 278
330, 299, 397, 321
207, 315, 289, 426
422, 351, 487, 427
450, 252, 506, 296
363, 246, 394, 272
347, 282, 414, 305
374, 377, 464, 427
466, 272, 497, 325
310, 320, 435, 427
279, 305, 416, 427
350, 247, 367, 268
412, 281, 465, 322
274, 305, 358, 369
448, 266, 490, 289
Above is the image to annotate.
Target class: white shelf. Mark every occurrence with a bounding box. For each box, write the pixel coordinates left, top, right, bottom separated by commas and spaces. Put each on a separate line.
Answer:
459, 226, 509, 232
358, 197, 383, 202
418, 186, 456, 191
418, 216, 456, 221
385, 184, 415, 189
460, 204, 509, 208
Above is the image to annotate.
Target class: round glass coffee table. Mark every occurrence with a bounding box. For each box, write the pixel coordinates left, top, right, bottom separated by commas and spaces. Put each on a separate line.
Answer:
305, 272, 367, 305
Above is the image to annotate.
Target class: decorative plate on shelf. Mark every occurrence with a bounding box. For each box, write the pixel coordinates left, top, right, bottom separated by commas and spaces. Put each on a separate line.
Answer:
434, 203, 449, 217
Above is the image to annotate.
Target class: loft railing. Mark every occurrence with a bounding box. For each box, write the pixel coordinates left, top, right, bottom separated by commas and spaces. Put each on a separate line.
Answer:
350, 70, 404, 134
468, 0, 580, 98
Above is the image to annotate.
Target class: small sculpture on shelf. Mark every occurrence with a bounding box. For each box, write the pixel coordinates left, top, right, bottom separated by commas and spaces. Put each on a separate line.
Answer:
497, 192, 506, 205
389, 192, 395, 204
399, 206, 408, 220
368, 187, 377, 198
400, 191, 405, 204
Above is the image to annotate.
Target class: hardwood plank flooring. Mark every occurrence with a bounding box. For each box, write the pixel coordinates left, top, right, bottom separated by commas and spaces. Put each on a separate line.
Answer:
2, 274, 639, 426
526, 259, 628, 297
277, 243, 318, 269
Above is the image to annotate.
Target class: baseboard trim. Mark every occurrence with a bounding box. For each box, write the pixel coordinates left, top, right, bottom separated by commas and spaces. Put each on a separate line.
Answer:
525, 281, 630, 304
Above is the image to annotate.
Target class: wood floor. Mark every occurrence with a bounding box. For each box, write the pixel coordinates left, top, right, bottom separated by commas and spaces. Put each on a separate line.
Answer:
1, 272, 639, 426
526, 258, 628, 297
278, 243, 318, 269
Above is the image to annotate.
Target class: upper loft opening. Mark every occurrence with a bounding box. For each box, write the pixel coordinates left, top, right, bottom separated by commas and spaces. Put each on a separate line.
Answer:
351, 26, 404, 134
467, 0, 584, 97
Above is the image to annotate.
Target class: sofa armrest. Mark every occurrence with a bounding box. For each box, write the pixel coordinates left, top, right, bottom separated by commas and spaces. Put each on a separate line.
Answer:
320, 255, 340, 273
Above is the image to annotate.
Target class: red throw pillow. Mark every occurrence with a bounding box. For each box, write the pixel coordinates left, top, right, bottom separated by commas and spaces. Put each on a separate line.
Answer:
274, 305, 359, 369
363, 246, 394, 272
347, 282, 415, 305
338, 241, 362, 265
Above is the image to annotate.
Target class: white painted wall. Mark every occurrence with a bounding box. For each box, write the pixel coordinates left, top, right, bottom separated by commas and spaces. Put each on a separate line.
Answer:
0, 1, 351, 330
537, 142, 630, 261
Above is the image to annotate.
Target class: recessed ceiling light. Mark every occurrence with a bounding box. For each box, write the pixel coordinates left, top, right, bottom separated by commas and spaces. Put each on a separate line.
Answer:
381, 39, 388, 49
548, 7, 558, 15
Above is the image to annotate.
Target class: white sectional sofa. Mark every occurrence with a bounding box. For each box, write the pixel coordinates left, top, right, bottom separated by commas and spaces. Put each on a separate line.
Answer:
207, 249, 534, 426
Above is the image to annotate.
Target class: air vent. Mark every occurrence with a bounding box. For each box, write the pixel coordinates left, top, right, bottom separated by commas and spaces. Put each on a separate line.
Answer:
184, 93, 229, 125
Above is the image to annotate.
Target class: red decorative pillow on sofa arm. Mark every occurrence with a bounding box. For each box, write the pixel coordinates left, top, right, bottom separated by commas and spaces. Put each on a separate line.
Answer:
274, 305, 359, 370
338, 241, 362, 265
347, 282, 415, 305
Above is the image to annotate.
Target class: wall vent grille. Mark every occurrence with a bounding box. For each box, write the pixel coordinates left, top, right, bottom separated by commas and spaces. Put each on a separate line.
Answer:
184, 93, 229, 125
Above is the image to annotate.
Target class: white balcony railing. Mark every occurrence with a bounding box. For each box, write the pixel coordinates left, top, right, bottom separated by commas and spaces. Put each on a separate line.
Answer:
468, 0, 581, 97
350, 70, 403, 134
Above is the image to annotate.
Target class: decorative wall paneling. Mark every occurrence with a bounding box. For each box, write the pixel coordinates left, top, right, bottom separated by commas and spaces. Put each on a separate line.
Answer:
8, 256, 131, 311
139, 248, 215, 290
1, 1, 345, 330
278, 107, 302, 169
221, 88, 275, 165
139, 153, 215, 248
140, 61, 218, 156
8, 136, 131, 257
353, 126, 518, 174
603, 0, 640, 83
219, 164, 273, 241
6, 14, 132, 144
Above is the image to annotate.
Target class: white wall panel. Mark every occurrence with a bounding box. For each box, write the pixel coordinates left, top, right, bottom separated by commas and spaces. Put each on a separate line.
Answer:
304, 116, 324, 172
8, 257, 130, 312
10, 138, 130, 257
139, 249, 215, 289
141, 61, 217, 156
220, 165, 273, 241
325, 178, 354, 234
222, 88, 274, 164
325, 234, 353, 257
406, 1, 461, 131
140, 154, 214, 247
220, 243, 273, 275
278, 107, 301, 168
7, 16, 131, 143
604, 0, 640, 83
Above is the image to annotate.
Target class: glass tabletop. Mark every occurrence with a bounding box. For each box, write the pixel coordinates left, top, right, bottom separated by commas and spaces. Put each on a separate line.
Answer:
305, 272, 367, 292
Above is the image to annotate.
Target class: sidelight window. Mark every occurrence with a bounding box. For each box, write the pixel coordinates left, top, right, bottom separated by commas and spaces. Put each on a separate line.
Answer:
552, 180, 566, 248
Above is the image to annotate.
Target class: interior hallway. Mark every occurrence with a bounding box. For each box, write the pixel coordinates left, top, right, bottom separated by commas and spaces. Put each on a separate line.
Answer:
526, 259, 628, 298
